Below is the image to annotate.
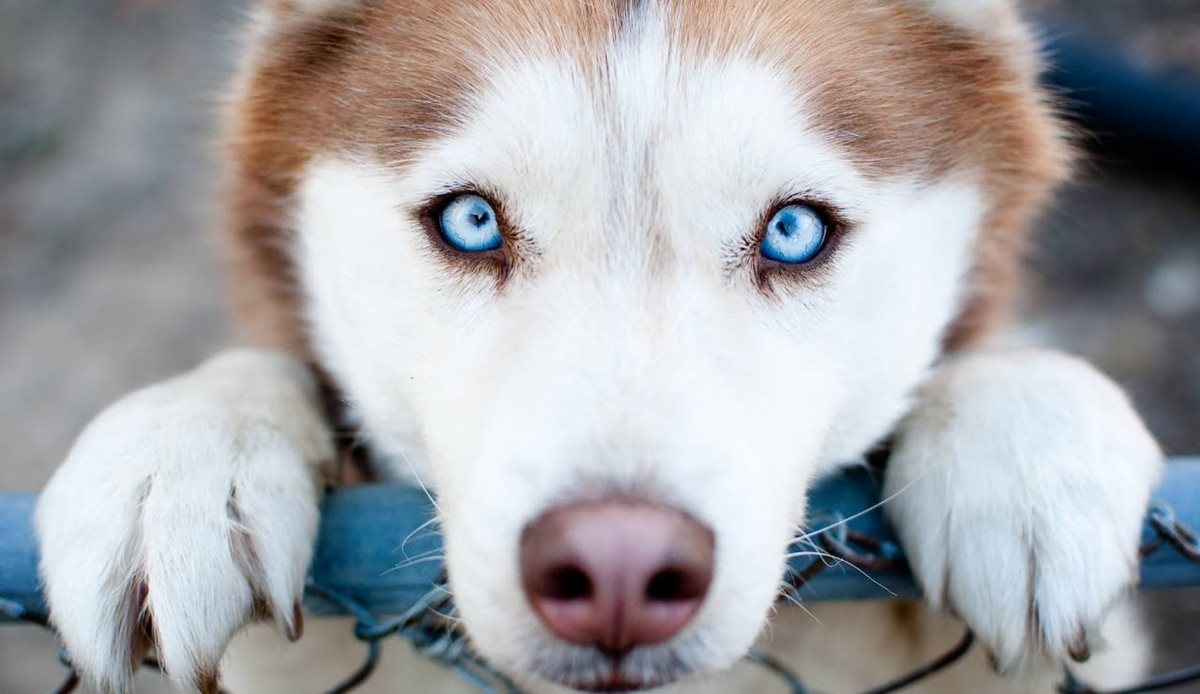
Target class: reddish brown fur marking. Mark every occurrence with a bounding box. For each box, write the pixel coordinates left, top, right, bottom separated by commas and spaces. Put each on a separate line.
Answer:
665, 0, 1070, 347
222, 0, 1069, 356
222, 1, 623, 353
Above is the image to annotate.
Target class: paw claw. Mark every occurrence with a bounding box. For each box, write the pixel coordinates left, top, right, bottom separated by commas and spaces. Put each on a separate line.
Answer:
196, 668, 221, 694
35, 387, 326, 689
984, 647, 1001, 673
1067, 627, 1091, 663
883, 349, 1163, 681
287, 600, 304, 642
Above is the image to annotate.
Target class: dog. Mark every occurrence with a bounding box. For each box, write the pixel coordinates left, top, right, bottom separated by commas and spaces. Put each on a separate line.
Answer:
34, 1, 1164, 692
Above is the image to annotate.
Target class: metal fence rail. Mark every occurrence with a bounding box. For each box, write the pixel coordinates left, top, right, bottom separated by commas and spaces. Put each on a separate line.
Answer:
2, 458, 1199, 693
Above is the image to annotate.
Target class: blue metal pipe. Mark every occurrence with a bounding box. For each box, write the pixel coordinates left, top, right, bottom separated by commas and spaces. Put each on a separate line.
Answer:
1042, 29, 1200, 179
3, 458, 1198, 622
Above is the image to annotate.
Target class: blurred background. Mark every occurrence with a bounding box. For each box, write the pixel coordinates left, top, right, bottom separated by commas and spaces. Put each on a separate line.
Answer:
1, 0, 1197, 691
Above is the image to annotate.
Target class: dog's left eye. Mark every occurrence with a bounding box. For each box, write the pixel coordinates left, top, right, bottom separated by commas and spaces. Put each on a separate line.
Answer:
437, 193, 502, 252
760, 204, 827, 264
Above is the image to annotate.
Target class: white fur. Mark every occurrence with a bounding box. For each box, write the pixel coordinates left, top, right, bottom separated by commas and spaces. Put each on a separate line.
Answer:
35, 1, 1162, 692
885, 348, 1162, 675
912, 0, 1044, 76
916, 0, 1025, 40
918, 0, 1014, 31
292, 8, 989, 688
35, 350, 333, 691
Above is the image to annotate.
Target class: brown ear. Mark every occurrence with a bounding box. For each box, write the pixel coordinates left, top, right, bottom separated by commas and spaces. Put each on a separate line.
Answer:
900, 0, 1075, 350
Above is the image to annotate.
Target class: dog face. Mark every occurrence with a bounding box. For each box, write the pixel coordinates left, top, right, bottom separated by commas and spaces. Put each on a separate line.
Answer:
227, 0, 1067, 689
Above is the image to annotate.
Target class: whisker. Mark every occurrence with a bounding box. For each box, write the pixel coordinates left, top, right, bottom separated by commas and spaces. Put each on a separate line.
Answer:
784, 549, 847, 570
397, 516, 442, 555
426, 606, 463, 625
383, 553, 446, 574
776, 583, 831, 636
783, 549, 838, 562
793, 468, 929, 544
783, 546, 897, 597
375, 428, 445, 516
804, 553, 896, 597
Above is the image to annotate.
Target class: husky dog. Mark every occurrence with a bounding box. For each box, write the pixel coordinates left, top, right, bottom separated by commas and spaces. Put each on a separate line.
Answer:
35, 1, 1163, 692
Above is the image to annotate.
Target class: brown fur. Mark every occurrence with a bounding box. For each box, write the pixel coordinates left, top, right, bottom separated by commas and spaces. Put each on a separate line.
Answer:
222, 0, 1070, 356
222, 1, 623, 352
665, 0, 1071, 346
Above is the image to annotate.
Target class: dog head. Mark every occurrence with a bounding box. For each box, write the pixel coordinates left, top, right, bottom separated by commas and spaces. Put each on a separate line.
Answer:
225, 1, 1068, 689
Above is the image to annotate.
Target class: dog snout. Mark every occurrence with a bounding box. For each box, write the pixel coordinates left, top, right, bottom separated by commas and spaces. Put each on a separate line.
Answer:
519, 500, 714, 658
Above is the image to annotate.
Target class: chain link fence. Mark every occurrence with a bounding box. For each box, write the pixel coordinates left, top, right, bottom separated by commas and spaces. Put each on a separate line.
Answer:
3, 460, 1199, 694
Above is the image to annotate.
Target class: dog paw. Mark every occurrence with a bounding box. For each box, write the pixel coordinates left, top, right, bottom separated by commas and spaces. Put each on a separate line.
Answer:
883, 349, 1162, 676
34, 349, 334, 692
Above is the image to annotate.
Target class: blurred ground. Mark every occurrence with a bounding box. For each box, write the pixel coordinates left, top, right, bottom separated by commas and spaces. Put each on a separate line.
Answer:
0, 1, 1197, 692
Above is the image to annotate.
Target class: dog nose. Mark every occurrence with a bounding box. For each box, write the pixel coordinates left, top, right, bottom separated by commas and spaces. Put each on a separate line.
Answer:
520, 500, 714, 658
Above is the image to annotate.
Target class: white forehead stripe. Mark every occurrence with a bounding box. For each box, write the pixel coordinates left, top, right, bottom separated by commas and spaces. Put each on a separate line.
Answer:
396, 8, 876, 272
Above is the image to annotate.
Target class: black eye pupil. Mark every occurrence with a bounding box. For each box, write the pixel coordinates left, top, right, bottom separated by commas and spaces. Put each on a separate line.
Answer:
471, 212, 489, 226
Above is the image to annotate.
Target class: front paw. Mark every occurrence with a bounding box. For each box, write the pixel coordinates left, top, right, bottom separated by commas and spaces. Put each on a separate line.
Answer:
884, 349, 1162, 676
34, 350, 333, 692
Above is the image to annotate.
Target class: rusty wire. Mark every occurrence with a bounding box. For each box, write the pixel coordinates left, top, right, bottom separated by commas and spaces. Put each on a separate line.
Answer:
6, 499, 1200, 694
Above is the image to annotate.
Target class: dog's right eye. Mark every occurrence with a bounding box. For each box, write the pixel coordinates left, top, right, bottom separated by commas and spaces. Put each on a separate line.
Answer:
436, 193, 503, 253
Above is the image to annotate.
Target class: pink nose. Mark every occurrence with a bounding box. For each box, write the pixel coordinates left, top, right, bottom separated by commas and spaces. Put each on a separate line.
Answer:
519, 500, 714, 658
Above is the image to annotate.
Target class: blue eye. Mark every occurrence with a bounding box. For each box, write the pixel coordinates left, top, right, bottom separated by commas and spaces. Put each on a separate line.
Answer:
437, 194, 502, 252
760, 204, 828, 264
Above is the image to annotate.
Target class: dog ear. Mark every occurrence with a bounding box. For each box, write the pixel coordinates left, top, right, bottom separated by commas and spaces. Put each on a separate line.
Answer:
264, 0, 362, 16
908, 0, 1043, 75
911, 0, 1028, 40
